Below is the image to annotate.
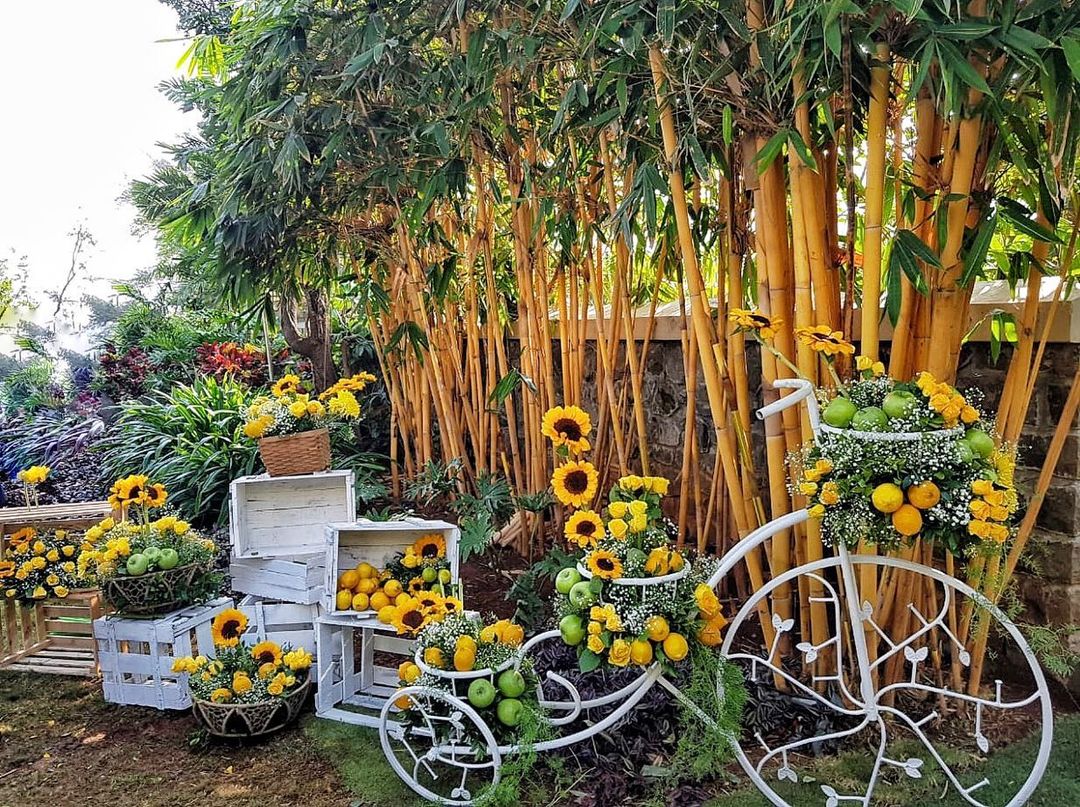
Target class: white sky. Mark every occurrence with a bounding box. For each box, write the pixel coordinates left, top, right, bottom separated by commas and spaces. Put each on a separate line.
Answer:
0, 1, 192, 320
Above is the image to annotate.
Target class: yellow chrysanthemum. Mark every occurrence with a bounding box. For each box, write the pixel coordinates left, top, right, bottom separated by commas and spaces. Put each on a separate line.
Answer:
210, 688, 233, 703
541, 405, 593, 454
794, 325, 855, 357
17, 465, 50, 485
283, 648, 313, 671
328, 390, 361, 418
729, 308, 782, 340
564, 510, 605, 548
552, 460, 599, 508
587, 550, 623, 581
210, 608, 249, 647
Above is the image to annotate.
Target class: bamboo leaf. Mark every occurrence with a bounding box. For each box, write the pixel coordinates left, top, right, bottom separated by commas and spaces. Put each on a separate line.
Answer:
1061, 36, 1080, 83
889, 235, 929, 295
722, 105, 734, 147
885, 245, 903, 325
961, 210, 998, 285
754, 130, 788, 174
787, 130, 818, 170
560, 0, 581, 22
658, 0, 677, 46
896, 229, 942, 268
937, 40, 992, 95
997, 197, 1062, 242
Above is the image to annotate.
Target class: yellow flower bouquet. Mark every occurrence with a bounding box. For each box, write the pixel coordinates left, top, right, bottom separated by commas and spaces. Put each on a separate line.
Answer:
243, 372, 374, 476
175, 609, 313, 738
1, 526, 82, 606
79, 476, 220, 615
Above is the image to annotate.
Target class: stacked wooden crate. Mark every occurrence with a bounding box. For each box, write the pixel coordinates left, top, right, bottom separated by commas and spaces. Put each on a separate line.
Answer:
228, 470, 356, 657
314, 518, 460, 727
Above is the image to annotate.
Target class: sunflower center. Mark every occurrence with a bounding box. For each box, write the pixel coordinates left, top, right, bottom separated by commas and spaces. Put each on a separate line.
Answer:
554, 418, 583, 441
402, 610, 424, 629
565, 469, 589, 495
597, 557, 616, 572
419, 543, 439, 558
750, 314, 769, 327
576, 521, 597, 536
255, 651, 276, 665
221, 619, 242, 639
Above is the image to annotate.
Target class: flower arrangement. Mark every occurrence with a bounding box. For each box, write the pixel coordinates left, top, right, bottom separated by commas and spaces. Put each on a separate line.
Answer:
242, 372, 373, 440
542, 406, 727, 672
172, 608, 313, 704
799, 370, 1020, 554
332, 533, 461, 636
15, 465, 50, 506
1, 526, 81, 605
78, 476, 220, 613
399, 612, 538, 736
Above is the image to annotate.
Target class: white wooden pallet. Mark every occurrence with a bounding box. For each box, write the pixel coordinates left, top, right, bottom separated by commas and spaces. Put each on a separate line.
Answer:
229, 470, 355, 558
322, 518, 460, 617
237, 594, 321, 653
93, 597, 234, 711
314, 613, 416, 728
5, 647, 97, 677
229, 554, 325, 605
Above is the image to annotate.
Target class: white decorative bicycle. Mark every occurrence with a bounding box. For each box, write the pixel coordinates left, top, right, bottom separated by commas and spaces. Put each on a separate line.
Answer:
379, 379, 1053, 807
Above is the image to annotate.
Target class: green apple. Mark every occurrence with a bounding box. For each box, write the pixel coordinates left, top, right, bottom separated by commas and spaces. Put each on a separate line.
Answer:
142, 546, 162, 566
852, 406, 888, 432
496, 697, 524, 727
555, 567, 581, 595
882, 390, 918, 420
497, 669, 526, 698
467, 678, 496, 709
430, 583, 445, 596
625, 548, 647, 568
822, 397, 857, 428
157, 548, 180, 570
568, 580, 597, 609
965, 429, 995, 458
125, 553, 149, 576
956, 441, 975, 463
559, 614, 586, 646
438, 568, 452, 585
421, 566, 438, 583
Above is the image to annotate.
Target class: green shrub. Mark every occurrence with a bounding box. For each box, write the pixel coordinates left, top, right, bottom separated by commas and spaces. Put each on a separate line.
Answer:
0, 410, 107, 477
0, 359, 68, 417
98, 376, 259, 525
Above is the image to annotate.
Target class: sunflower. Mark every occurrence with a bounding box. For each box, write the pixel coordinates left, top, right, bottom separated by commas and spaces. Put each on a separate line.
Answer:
211, 608, 249, 647
251, 640, 283, 667
110, 474, 151, 507
564, 510, 605, 548
145, 484, 168, 508
392, 600, 428, 636
9, 527, 35, 548
414, 592, 442, 612
794, 325, 855, 358
728, 308, 781, 340
412, 533, 446, 559
541, 405, 592, 453
0, 562, 14, 579
587, 550, 623, 581
551, 460, 599, 508
272, 374, 305, 397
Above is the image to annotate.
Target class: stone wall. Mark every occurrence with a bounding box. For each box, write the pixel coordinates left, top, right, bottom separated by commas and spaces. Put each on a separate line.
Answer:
567, 336, 1080, 681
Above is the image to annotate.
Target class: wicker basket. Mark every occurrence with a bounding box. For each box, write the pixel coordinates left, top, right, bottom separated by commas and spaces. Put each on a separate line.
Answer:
192, 679, 312, 738
258, 429, 332, 477
101, 563, 214, 617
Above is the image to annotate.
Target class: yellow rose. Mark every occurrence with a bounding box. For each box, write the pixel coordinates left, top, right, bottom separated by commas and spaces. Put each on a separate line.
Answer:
607, 518, 628, 540
587, 635, 605, 655
808, 503, 826, 518
694, 583, 721, 618
608, 639, 632, 667
288, 400, 309, 418
587, 620, 603, 636
607, 501, 628, 519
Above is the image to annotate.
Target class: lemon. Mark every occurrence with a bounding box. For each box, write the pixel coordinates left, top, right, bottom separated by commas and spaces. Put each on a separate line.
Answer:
871, 482, 904, 513
907, 480, 941, 510
358, 578, 378, 595
357, 562, 377, 579
370, 591, 390, 612
629, 639, 653, 666
663, 633, 689, 662
645, 616, 670, 642
892, 504, 923, 537
351, 592, 370, 611
423, 647, 446, 669
395, 593, 411, 607
384, 579, 403, 598
377, 604, 396, 624
338, 570, 360, 591
453, 647, 476, 672
335, 589, 353, 610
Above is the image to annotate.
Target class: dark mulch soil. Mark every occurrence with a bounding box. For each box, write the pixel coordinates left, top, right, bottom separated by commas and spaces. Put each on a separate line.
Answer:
0, 454, 106, 509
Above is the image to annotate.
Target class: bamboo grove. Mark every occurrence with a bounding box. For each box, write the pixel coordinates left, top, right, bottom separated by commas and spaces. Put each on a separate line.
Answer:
141, 0, 1080, 693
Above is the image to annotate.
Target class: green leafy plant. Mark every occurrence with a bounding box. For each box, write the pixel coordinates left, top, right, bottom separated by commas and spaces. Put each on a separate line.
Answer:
97, 376, 259, 526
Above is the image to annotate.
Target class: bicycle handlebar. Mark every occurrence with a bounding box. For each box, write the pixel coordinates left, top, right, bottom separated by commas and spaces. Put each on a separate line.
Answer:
755, 377, 820, 432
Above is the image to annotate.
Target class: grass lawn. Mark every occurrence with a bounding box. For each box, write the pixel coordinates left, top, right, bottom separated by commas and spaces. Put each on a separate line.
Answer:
2, 670, 1076, 806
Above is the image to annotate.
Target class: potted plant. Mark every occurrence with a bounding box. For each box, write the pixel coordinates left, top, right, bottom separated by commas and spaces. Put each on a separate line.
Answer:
1, 524, 83, 605
242, 372, 374, 477
173, 608, 313, 738
77, 475, 220, 616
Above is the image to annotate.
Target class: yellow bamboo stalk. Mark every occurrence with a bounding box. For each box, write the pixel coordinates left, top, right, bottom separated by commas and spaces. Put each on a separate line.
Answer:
861, 42, 891, 362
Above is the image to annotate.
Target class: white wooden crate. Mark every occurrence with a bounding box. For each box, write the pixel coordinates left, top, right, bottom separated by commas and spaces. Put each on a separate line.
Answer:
94, 597, 234, 711
229, 554, 325, 605
322, 518, 461, 619
314, 613, 416, 728
237, 594, 321, 653
229, 470, 355, 558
